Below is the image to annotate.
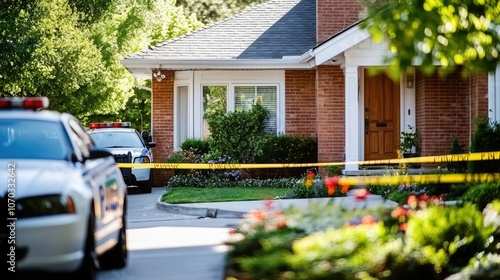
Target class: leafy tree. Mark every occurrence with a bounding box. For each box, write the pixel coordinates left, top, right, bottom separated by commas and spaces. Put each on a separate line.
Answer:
176, 0, 265, 24
0, 0, 201, 126
360, 0, 500, 78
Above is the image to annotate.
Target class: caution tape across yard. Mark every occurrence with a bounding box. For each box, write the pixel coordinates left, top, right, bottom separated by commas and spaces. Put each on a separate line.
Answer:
117, 150, 500, 170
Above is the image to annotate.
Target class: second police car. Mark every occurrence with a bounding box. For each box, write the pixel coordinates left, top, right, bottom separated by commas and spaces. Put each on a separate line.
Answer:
87, 122, 156, 193
0, 97, 127, 279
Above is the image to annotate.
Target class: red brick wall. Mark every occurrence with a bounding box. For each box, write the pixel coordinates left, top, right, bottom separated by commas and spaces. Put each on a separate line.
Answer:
317, 0, 365, 44
285, 70, 317, 138
151, 70, 175, 186
316, 65, 345, 166
470, 73, 489, 130
415, 68, 474, 160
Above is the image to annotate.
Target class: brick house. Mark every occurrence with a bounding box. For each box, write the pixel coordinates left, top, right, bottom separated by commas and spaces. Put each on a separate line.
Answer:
121, 0, 500, 184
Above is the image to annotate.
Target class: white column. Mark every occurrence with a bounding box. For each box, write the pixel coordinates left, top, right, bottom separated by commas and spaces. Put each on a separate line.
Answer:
344, 66, 359, 171
488, 64, 500, 123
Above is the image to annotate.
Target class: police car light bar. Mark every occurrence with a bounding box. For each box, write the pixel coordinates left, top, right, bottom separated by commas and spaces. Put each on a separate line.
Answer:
89, 122, 132, 129
0, 97, 49, 110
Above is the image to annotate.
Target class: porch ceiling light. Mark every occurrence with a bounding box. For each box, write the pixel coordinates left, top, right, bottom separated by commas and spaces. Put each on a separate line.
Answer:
153, 69, 165, 82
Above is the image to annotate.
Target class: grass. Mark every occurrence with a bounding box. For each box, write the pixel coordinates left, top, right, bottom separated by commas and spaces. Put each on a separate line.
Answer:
161, 187, 289, 204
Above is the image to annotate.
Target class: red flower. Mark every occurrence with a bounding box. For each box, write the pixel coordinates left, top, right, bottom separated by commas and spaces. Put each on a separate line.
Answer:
361, 215, 377, 224
407, 195, 418, 209
354, 189, 369, 200
399, 223, 408, 232
391, 206, 409, 219
341, 185, 349, 193
327, 185, 336, 196
324, 176, 339, 188
306, 171, 315, 179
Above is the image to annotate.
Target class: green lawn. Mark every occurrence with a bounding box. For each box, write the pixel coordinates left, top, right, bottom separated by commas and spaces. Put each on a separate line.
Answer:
161, 187, 289, 204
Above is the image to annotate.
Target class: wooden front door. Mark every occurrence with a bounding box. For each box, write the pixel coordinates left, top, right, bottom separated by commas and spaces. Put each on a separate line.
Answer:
364, 69, 400, 161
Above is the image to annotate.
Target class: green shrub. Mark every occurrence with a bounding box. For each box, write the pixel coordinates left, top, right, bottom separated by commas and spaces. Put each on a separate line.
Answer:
257, 134, 317, 163
205, 103, 268, 164
462, 182, 500, 210
447, 136, 467, 173
405, 203, 493, 273
180, 138, 211, 155
166, 173, 296, 189
468, 118, 500, 173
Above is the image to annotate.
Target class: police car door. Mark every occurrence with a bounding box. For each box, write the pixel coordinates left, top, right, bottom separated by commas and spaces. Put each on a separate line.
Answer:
67, 119, 125, 254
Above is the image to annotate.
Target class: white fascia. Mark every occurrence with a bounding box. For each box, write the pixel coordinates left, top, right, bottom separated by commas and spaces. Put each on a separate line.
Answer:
313, 25, 371, 66
297, 24, 372, 68
121, 58, 310, 79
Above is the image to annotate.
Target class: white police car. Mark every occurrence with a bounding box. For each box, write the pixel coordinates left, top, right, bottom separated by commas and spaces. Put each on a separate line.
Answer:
87, 122, 156, 193
0, 97, 127, 279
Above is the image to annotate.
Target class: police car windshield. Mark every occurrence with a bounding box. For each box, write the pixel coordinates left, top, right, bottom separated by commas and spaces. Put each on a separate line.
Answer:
90, 131, 143, 148
0, 120, 71, 160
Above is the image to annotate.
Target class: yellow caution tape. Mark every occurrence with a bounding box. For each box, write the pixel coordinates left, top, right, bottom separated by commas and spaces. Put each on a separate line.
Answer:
338, 173, 500, 186
117, 151, 500, 169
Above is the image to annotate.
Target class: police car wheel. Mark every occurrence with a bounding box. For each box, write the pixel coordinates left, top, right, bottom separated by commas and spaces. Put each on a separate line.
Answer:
100, 198, 127, 269
76, 208, 98, 280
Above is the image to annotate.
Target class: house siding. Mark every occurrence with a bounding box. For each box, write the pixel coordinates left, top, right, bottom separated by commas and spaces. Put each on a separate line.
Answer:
316, 65, 345, 165
151, 70, 175, 185
415, 68, 488, 165
285, 70, 317, 138
316, 0, 364, 44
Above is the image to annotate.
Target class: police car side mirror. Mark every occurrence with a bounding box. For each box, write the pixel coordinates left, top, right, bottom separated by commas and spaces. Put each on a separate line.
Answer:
142, 131, 152, 142
147, 141, 156, 148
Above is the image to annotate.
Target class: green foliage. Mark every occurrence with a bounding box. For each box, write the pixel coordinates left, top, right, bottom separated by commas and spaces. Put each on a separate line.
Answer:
176, 0, 266, 24
462, 182, 500, 210
205, 103, 269, 164
166, 173, 296, 189
226, 200, 499, 280
447, 136, 468, 173
180, 138, 211, 156
468, 118, 500, 173
0, 0, 202, 124
257, 134, 317, 164
360, 0, 500, 78
400, 125, 419, 153
405, 203, 493, 272
326, 165, 342, 176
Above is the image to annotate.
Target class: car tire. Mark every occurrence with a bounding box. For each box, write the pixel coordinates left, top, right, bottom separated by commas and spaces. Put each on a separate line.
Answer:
76, 207, 98, 280
140, 172, 153, 193
100, 198, 127, 269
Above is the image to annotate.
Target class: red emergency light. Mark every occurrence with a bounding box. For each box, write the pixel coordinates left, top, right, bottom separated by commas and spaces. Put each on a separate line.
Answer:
89, 122, 131, 129
0, 97, 49, 110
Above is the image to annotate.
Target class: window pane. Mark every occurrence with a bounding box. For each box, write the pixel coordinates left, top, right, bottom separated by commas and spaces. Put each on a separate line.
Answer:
234, 85, 277, 134
257, 86, 277, 134
203, 85, 227, 138
235, 86, 255, 111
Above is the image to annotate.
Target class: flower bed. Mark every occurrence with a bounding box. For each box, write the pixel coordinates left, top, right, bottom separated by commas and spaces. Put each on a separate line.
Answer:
225, 196, 500, 280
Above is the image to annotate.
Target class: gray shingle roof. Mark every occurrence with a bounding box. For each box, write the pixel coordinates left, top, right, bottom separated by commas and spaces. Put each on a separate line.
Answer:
124, 0, 316, 60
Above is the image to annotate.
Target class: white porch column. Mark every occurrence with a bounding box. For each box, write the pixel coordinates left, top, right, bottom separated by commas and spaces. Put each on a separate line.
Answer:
488, 64, 500, 123
344, 66, 360, 171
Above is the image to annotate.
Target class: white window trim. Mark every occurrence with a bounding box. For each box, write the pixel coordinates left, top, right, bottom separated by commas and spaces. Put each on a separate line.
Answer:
189, 70, 285, 139
230, 83, 281, 134
173, 82, 192, 150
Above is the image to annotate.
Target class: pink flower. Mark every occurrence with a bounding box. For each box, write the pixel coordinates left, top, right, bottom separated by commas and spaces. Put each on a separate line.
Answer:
355, 189, 369, 200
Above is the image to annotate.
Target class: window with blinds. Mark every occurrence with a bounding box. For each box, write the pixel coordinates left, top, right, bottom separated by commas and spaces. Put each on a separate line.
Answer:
234, 85, 277, 134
